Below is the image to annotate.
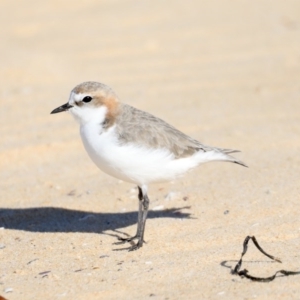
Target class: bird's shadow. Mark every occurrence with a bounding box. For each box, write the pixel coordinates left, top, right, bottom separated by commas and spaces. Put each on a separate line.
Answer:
0, 206, 191, 235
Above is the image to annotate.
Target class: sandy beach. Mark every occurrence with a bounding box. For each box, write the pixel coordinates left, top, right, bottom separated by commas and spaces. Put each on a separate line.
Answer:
1, 0, 300, 299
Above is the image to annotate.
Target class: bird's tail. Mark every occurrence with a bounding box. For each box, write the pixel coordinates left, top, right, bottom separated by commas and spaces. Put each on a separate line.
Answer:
196, 147, 248, 168
218, 148, 248, 167
227, 155, 248, 168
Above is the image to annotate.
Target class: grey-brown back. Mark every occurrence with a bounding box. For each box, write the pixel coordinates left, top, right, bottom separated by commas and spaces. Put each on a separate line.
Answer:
115, 104, 220, 158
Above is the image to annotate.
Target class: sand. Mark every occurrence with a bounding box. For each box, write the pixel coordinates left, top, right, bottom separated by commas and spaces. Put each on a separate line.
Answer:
1, 0, 300, 299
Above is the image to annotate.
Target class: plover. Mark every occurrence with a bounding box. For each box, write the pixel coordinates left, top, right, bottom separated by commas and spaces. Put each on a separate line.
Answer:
51, 81, 247, 251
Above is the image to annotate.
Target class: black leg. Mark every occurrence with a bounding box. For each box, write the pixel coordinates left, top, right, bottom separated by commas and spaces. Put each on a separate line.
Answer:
118, 186, 144, 243
128, 188, 149, 251
136, 186, 143, 236
119, 186, 143, 242
135, 193, 149, 246
118, 186, 150, 251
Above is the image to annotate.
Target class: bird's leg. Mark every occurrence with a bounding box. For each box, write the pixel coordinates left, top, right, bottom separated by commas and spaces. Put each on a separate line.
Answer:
118, 185, 150, 251
128, 187, 149, 251
118, 186, 143, 242
136, 186, 144, 237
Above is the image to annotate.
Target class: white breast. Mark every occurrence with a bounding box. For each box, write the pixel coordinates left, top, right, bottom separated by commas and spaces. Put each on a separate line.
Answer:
79, 121, 204, 185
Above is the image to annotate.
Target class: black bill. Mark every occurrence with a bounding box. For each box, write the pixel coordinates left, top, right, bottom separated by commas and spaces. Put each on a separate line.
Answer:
50, 103, 73, 114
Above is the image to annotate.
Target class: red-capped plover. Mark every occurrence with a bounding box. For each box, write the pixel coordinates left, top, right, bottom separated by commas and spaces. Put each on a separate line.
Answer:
51, 81, 247, 251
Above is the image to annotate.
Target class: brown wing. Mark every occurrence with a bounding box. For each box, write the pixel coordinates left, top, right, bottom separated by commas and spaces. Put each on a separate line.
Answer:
115, 104, 213, 158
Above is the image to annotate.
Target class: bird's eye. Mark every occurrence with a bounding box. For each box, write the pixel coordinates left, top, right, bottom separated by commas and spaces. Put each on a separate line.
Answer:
82, 96, 92, 103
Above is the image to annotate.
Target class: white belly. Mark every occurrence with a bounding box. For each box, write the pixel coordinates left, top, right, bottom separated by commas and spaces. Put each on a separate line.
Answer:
79, 123, 200, 185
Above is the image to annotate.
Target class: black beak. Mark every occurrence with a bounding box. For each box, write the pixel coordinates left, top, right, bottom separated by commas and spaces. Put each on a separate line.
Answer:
50, 103, 73, 114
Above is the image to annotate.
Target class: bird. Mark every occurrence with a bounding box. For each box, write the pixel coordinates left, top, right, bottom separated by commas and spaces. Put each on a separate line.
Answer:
51, 81, 247, 251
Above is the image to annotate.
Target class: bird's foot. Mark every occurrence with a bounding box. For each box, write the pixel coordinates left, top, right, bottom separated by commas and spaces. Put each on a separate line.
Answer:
128, 240, 144, 251
116, 235, 146, 251
117, 235, 139, 243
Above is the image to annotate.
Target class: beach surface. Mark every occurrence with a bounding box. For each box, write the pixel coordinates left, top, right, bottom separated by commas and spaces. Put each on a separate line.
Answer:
1, 1, 300, 299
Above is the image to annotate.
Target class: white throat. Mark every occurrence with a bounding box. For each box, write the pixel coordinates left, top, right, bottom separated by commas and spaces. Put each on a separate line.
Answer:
69, 104, 108, 126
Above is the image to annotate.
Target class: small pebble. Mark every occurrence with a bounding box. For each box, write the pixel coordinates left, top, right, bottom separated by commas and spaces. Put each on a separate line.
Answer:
4, 287, 13, 293
164, 192, 177, 201
67, 190, 76, 196
39, 271, 51, 276
27, 259, 39, 265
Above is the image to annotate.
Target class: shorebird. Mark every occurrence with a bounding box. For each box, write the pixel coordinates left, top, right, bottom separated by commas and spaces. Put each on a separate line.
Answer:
51, 81, 247, 251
